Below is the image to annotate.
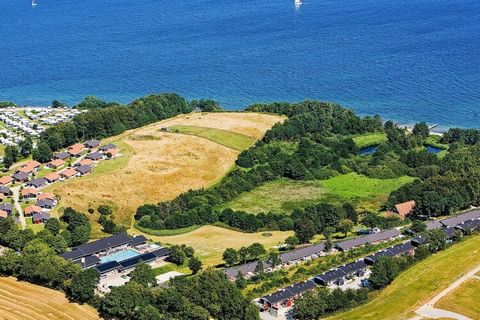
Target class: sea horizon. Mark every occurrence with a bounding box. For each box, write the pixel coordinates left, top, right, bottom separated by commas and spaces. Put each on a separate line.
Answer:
1, 0, 479, 129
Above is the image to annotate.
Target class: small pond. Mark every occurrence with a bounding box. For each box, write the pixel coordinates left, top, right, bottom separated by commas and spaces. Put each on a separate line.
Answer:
359, 145, 377, 156
426, 145, 442, 154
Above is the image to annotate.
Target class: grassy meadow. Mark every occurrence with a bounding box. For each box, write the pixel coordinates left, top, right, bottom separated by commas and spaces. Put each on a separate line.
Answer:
169, 125, 256, 151
327, 235, 480, 320
44, 113, 283, 237
0, 277, 98, 320
131, 225, 293, 267
222, 173, 414, 213
435, 278, 480, 319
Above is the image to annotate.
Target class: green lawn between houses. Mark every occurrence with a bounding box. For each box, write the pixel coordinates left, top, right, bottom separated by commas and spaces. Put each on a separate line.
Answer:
220, 173, 414, 214
327, 235, 480, 320
169, 125, 257, 151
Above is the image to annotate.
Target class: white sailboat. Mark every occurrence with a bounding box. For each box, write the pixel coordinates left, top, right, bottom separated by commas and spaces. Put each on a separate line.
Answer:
295, 0, 302, 9
32, 0, 38, 7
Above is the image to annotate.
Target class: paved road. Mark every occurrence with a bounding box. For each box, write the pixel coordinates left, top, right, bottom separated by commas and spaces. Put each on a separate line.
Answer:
414, 263, 480, 320
11, 186, 26, 230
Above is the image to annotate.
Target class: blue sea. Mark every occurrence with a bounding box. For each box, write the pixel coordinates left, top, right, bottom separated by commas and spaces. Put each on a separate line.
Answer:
1, 0, 479, 129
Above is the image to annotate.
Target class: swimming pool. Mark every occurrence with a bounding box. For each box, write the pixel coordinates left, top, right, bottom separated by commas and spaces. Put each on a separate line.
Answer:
100, 249, 141, 263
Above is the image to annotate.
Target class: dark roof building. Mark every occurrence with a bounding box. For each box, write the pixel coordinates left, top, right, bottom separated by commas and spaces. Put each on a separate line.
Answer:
426, 220, 443, 230
314, 269, 347, 286
100, 143, 117, 151
130, 235, 148, 246
61, 233, 131, 261
279, 243, 325, 264
364, 249, 396, 265
75, 255, 101, 269
75, 165, 92, 175
85, 139, 100, 149
0, 186, 11, 196
152, 247, 169, 257
454, 220, 480, 233
335, 229, 401, 251
85, 152, 103, 161
32, 212, 51, 223
441, 210, 480, 227
0, 203, 13, 214
36, 198, 55, 209
26, 178, 48, 188
94, 261, 121, 274
54, 152, 71, 160
13, 172, 29, 182
260, 280, 316, 307
338, 260, 367, 276
411, 236, 426, 247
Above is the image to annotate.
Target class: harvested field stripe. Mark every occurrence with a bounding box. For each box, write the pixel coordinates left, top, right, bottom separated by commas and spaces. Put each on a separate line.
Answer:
169, 125, 257, 151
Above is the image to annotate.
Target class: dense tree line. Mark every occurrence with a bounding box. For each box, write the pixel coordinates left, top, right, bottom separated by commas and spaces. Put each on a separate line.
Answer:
99, 269, 259, 320
388, 144, 480, 217
40, 93, 192, 153
135, 100, 382, 232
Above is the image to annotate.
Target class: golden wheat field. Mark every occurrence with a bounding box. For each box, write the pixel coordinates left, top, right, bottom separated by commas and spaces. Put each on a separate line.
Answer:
132, 225, 293, 267
0, 277, 99, 320
45, 112, 283, 235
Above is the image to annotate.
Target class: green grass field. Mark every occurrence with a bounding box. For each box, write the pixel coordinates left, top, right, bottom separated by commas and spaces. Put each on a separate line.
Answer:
327, 235, 480, 320
169, 125, 256, 151
435, 278, 480, 319
222, 173, 414, 213
352, 132, 388, 148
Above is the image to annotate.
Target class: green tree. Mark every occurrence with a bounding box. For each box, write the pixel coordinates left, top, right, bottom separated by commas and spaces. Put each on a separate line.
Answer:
338, 219, 354, 238
238, 246, 249, 264
413, 122, 429, 139
135, 305, 164, 320
223, 248, 238, 266
188, 257, 203, 274
254, 260, 264, 274
411, 220, 427, 234
32, 141, 53, 163
293, 291, 326, 320
100, 281, 152, 320
294, 219, 316, 243
68, 268, 100, 302
169, 245, 187, 265
52, 100, 66, 108
247, 243, 266, 260
425, 229, 448, 253
343, 203, 358, 224
3, 145, 19, 168
19, 136, 33, 158
44, 218, 61, 235
130, 262, 156, 287
235, 271, 247, 289
285, 235, 299, 248
370, 256, 400, 289
97, 205, 113, 215
190, 99, 222, 112
267, 251, 281, 268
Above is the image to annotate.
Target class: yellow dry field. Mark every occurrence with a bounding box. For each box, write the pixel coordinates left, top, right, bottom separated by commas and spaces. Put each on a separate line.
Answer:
132, 225, 293, 267
160, 112, 285, 139
0, 277, 98, 320
435, 278, 480, 319
46, 112, 283, 235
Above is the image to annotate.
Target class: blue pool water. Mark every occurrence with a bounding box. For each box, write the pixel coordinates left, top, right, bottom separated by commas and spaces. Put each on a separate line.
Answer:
100, 249, 140, 263
0, 0, 479, 128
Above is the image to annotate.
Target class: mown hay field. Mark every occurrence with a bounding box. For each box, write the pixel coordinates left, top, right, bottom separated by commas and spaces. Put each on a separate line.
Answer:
327, 235, 480, 320
45, 112, 283, 236
0, 277, 98, 320
131, 225, 293, 267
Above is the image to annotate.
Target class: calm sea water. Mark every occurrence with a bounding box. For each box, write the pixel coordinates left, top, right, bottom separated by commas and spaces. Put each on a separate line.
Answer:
1, 0, 479, 128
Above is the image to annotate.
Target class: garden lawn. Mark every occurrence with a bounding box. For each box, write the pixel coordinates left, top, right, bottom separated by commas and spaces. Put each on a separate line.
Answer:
169, 125, 256, 151
352, 132, 387, 148
435, 278, 480, 320
327, 235, 480, 320
222, 173, 414, 213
